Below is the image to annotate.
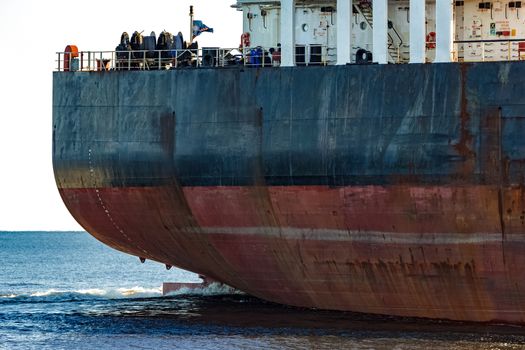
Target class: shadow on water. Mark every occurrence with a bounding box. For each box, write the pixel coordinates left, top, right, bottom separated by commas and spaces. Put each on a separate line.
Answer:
3, 293, 525, 349
71, 294, 525, 342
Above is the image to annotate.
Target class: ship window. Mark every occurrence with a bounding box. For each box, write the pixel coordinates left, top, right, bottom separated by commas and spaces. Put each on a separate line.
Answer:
310, 45, 322, 65
360, 21, 367, 30
302, 23, 309, 32
295, 45, 306, 66
478, 2, 492, 9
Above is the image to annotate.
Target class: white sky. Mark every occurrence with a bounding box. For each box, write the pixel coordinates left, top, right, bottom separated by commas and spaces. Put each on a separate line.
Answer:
0, 0, 242, 231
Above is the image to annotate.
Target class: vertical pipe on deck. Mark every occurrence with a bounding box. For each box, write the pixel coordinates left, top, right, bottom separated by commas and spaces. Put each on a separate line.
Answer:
373, 0, 388, 64
337, 0, 353, 65
435, 0, 453, 63
281, 0, 295, 67
409, 0, 426, 63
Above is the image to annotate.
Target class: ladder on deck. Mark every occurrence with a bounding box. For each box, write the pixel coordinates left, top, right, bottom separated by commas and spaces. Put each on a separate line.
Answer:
355, 0, 408, 63
358, 0, 374, 25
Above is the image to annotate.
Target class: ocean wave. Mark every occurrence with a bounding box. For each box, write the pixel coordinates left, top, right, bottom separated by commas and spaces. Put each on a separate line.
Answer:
0, 283, 242, 303
0, 286, 163, 302
1, 293, 18, 299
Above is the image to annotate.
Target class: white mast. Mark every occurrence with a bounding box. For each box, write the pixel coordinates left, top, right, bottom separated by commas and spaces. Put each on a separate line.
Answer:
190, 5, 194, 43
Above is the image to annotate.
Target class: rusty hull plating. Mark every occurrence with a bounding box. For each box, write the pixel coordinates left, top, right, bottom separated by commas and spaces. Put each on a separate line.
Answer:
53, 62, 525, 323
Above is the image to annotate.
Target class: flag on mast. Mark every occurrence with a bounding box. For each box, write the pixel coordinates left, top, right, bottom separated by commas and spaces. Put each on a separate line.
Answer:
192, 20, 214, 38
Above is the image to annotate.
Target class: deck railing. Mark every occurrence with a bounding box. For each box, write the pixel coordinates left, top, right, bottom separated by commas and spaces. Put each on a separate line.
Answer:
56, 45, 335, 72
56, 39, 525, 71
453, 38, 525, 62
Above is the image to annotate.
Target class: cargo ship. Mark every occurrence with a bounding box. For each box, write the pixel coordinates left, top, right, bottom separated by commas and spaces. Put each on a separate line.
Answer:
53, 0, 525, 323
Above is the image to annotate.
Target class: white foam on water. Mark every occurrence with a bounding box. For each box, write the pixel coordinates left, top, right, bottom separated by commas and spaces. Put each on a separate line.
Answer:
75, 288, 108, 296
2, 283, 242, 302
2, 286, 163, 301
164, 282, 243, 297
114, 286, 163, 298
30, 289, 61, 297
0, 294, 18, 299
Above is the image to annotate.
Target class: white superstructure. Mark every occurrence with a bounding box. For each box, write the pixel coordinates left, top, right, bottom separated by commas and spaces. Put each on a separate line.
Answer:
235, 0, 525, 65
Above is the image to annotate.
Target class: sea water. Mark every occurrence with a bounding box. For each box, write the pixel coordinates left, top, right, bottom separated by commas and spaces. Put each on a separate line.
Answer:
1, 231, 525, 350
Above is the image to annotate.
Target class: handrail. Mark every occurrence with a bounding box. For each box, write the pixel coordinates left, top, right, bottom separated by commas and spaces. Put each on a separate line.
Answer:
55, 45, 336, 72
391, 25, 403, 47
453, 38, 525, 62
355, 1, 404, 63
454, 38, 525, 44
55, 39, 525, 71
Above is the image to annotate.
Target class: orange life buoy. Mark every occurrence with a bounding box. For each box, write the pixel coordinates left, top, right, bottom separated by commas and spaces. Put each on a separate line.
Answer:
240, 32, 251, 48
426, 32, 436, 49
64, 45, 79, 72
